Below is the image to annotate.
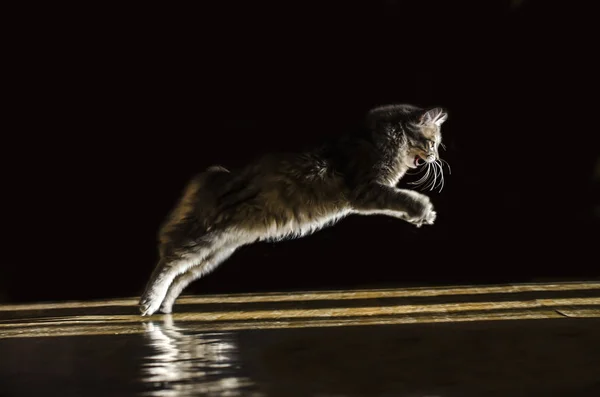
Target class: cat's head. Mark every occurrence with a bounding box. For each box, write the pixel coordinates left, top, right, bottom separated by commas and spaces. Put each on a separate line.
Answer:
366, 104, 448, 169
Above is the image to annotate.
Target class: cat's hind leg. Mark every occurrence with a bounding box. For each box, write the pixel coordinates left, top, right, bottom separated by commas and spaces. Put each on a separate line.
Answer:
139, 256, 200, 316
159, 246, 237, 314
157, 213, 271, 313
139, 239, 217, 316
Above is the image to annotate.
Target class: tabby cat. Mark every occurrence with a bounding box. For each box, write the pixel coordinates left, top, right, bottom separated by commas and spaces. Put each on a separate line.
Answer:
140, 104, 449, 315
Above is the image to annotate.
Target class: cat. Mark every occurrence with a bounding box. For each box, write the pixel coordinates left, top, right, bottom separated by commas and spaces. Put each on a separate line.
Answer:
139, 104, 449, 316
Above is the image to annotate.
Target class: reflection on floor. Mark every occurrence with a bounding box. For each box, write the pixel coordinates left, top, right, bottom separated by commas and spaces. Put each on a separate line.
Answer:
1, 282, 600, 396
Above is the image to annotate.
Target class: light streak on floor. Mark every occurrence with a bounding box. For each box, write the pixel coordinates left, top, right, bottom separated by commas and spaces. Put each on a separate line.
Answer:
1, 282, 599, 396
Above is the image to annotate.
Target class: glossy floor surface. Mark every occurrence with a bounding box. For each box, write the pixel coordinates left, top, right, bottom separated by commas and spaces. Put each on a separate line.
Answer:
1, 282, 600, 397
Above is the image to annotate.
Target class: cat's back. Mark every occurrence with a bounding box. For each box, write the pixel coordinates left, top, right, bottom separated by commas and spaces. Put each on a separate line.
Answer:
243, 150, 346, 195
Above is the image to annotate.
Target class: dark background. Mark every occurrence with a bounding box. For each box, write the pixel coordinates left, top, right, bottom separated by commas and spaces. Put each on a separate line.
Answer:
2, 1, 598, 304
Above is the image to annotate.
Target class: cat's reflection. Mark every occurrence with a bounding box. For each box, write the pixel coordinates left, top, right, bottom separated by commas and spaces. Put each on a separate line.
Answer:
142, 316, 262, 397
142, 319, 445, 397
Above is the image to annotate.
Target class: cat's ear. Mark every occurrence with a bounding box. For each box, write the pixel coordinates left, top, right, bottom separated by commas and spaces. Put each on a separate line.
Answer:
419, 107, 448, 127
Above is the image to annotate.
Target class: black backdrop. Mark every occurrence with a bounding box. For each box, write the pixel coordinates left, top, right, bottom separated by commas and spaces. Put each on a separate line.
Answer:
3, 1, 598, 304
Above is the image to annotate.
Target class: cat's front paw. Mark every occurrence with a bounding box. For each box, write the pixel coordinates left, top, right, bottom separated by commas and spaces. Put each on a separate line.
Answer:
405, 193, 436, 227
415, 208, 436, 227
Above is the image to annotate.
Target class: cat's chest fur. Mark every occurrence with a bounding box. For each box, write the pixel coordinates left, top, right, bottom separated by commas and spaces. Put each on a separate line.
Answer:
374, 141, 408, 186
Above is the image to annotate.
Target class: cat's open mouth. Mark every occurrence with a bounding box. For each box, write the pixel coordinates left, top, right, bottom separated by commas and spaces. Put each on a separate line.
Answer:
414, 156, 425, 167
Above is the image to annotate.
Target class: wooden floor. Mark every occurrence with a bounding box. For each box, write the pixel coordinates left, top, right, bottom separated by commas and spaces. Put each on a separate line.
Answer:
1, 282, 600, 396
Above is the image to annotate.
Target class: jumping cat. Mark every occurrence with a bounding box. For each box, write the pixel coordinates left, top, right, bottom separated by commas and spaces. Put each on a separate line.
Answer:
139, 104, 449, 316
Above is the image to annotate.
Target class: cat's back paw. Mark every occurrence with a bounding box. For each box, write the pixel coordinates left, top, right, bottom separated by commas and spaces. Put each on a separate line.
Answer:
139, 294, 163, 316
159, 301, 174, 314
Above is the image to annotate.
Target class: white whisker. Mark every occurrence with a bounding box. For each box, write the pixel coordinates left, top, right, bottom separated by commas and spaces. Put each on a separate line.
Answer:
408, 164, 430, 187
440, 158, 452, 175
435, 160, 445, 192
420, 164, 435, 191
434, 162, 442, 191
421, 165, 433, 189
408, 154, 450, 193
428, 162, 438, 191
406, 164, 428, 176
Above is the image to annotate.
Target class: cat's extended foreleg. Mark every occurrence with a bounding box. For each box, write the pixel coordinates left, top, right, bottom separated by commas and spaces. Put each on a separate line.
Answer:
351, 184, 436, 226
159, 246, 237, 314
